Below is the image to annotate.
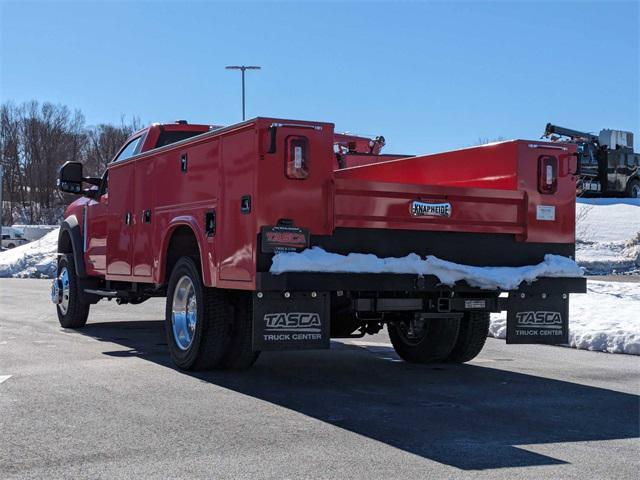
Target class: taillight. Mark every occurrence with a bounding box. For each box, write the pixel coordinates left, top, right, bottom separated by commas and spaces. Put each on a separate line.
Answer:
538, 155, 558, 194
285, 136, 309, 179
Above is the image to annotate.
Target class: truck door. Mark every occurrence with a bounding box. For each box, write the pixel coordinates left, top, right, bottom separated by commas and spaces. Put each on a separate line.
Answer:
106, 135, 144, 278
606, 150, 623, 193
615, 150, 633, 193
577, 143, 601, 194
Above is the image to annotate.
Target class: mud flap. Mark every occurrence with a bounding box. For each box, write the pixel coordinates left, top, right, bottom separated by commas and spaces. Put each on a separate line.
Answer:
252, 292, 330, 351
506, 291, 569, 345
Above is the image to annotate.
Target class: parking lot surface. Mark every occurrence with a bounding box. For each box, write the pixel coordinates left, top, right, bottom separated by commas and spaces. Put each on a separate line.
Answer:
1, 279, 638, 479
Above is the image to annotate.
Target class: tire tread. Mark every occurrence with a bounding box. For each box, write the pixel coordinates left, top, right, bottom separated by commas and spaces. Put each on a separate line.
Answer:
447, 311, 490, 363
220, 292, 260, 370
57, 254, 90, 329
388, 317, 460, 364
165, 257, 231, 371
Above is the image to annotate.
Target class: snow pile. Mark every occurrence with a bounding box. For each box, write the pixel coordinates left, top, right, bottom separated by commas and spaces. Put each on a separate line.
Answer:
0, 228, 59, 278
576, 198, 640, 275
422, 254, 582, 290
490, 280, 640, 355
270, 247, 583, 290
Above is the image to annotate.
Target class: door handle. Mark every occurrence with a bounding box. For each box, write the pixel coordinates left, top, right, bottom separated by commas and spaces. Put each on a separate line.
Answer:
142, 209, 152, 224
125, 212, 132, 225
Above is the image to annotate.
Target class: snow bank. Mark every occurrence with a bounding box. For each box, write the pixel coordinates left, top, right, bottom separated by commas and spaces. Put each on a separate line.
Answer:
270, 247, 583, 290
0, 228, 59, 278
490, 280, 640, 355
576, 198, 640, 274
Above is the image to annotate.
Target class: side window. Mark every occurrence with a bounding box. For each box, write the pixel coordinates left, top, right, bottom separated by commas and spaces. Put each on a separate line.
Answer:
113, 136, 143, 162
155, 130, 206, 148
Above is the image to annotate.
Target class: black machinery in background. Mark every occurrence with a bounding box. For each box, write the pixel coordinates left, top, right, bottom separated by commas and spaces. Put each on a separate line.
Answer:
543, 123, 639, 198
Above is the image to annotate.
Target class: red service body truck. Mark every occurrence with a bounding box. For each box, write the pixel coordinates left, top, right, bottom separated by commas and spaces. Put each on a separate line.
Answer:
53, 118, 585, 370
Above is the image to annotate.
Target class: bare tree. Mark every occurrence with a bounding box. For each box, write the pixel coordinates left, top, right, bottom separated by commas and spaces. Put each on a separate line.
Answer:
0, 103, 22, 223
0, 99, 141, 225
473, 136, 507, 146
18, 101, 86, 222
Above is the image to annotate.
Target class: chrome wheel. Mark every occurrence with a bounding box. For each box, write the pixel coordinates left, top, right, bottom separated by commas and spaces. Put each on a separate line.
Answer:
171, 275, 198, 351
632, 183, 640, 198
57, 267, 70, 315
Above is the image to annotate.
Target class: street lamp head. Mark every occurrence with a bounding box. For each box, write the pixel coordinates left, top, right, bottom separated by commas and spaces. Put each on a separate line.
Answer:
225, 65, 262, 71
225, 65, 262, 121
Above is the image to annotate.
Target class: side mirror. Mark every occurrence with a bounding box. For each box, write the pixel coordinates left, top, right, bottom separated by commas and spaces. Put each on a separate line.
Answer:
58, 161, 84, 194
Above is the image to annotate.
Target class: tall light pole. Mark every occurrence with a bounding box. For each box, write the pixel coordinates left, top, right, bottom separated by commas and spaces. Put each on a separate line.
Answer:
225, 65, 261, 121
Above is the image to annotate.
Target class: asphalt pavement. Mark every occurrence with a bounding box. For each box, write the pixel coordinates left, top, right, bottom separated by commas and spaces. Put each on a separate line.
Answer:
1, 279, 638, 479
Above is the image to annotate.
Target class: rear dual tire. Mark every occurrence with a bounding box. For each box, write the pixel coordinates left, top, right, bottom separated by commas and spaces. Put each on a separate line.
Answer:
448, 311, 491, 363
164, 257, 260, 371
388, 311, 489, 364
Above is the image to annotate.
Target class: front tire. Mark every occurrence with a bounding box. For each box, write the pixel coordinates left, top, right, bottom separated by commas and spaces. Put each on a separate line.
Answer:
388, 315, 460, 364
627, 179, 640, 199
165, 257, 231, 371
56, 254, 90, 329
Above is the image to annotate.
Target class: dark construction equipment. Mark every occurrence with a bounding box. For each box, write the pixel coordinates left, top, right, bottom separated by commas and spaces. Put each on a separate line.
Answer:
543, 123, 639, 198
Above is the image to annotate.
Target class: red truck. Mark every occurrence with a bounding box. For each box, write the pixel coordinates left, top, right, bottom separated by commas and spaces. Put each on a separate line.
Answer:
52, 118, 586, 370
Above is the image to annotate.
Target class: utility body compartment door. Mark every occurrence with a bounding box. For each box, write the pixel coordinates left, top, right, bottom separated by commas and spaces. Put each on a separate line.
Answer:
219, 128, 255, 283
106, 161, 135, 277
132, 157, 154, 279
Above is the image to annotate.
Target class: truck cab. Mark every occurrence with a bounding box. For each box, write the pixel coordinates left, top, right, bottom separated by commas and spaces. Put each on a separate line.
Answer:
115, 121, 213, 159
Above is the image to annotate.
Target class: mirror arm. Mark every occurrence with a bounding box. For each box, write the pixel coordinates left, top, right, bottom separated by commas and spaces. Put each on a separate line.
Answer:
83, 176, 102, 187
83, 189, 99, 199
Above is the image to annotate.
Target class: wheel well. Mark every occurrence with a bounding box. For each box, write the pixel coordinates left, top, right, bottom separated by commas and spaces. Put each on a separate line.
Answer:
165, 226, 201, 283
59, 230, 72, 253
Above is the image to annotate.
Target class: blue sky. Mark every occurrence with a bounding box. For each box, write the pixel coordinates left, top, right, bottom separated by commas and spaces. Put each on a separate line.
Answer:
1, 1, 638, 153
